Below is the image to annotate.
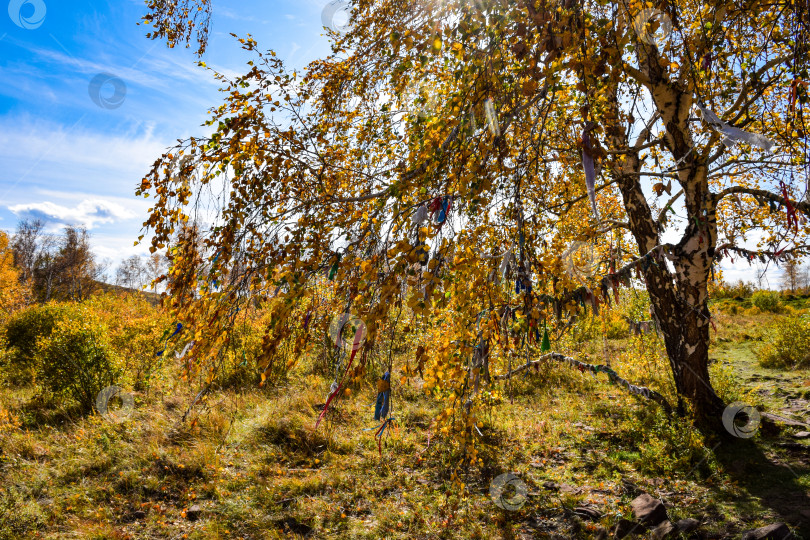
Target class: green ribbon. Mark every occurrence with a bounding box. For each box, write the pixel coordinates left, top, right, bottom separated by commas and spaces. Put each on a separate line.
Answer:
328, 254, 341, 281
540, 321, 551, 353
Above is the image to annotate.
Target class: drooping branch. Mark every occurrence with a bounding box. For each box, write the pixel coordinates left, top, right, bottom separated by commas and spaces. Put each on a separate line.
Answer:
714, 243, 810, 260
142, 0, 211, 56
713, 185, 810, 215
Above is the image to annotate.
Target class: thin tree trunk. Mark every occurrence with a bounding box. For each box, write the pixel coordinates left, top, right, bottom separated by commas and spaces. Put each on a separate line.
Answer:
44, 268, 53, 302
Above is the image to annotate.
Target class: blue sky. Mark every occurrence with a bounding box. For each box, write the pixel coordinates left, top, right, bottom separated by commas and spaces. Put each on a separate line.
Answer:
0, 0, 785, 287
0, 0, 338, 267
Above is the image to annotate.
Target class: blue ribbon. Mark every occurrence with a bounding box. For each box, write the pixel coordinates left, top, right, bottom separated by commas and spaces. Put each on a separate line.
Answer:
515, 278, 532, 294
437, 197, 449, 224
374, 371, 391, 421
156, 323, 183, 357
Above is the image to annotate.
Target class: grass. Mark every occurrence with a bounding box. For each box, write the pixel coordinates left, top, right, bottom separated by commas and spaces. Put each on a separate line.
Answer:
0, 302, 809, 538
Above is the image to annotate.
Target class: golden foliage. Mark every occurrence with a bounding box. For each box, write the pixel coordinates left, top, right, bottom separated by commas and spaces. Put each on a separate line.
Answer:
138, 0, 810, 445
0, 231, 29, 324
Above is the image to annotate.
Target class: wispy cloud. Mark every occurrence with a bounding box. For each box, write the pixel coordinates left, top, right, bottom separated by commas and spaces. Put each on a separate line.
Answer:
217, 7, 273, 24
8, 199, 136, 230
0, 115, 170, 199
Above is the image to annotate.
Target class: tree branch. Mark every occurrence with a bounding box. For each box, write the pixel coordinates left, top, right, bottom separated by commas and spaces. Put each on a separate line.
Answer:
657, 188, 684, 226
713, 185, 810, 214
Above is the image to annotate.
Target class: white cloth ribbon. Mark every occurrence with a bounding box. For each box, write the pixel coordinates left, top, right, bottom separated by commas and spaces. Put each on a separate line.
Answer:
411, 204, 428, 227
582, 130, 600, 221
499, 248, 515, 278
697, 104, 775, 152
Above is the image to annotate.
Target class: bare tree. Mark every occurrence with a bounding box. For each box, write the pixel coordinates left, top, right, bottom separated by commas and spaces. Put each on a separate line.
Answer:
34, 234, 63, 303
11, 219, 44, 284
781, 259, 801, 293
799, 266, 810, 293
144, 253, 168, 292
116, 255, 148, 291
14, 222, 103, 302
55, 226, 102, 301
97, 258, 114, 284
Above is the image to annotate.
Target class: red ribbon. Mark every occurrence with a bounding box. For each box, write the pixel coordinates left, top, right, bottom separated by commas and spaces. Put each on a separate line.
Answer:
789, 78, 807, 115
610, 277, 620, 303
428, 197, 442, 216
374, 418, 394, 456
780, 181, 798, 232
315, 326, 365, 430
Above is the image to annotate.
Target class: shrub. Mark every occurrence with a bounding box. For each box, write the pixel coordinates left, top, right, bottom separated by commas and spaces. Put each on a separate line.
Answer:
758, 315, 810, 369
751, 291, 781, 312
621, 288, 651, 322
84, 292, 170, 391
192, 306, 269, 390
571, 313, 599, 343
606, 316, 630, 339
0, 404, 20, 435
2, 304, 69, 384
34, 305, 122, 412
710, 279, 755, 300
568, 309, 629, 343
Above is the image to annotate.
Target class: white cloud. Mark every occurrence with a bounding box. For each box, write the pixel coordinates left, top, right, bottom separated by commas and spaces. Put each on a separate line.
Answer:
8, 199, 136, 230
0, 115, 172, 202
92, 236, 152, 263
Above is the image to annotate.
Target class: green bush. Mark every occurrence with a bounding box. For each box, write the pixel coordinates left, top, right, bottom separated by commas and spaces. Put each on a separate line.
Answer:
83, 292, 170, 392
571, 313, 599, 343
751, 291, 781, 312
758, 315, 810, 369
621, 288, 651, 322
710, 279, 754, 300
2, 304, 69, 384
34, 305, 122, 412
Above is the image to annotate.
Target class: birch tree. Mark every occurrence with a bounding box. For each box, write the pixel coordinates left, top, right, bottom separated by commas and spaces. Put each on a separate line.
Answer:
139, 0, 810, 434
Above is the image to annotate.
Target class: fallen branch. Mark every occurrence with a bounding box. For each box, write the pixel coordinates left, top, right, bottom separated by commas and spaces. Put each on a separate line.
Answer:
762, 411, 809, 428
494, 351, 673, 415
493, 353, 555, 380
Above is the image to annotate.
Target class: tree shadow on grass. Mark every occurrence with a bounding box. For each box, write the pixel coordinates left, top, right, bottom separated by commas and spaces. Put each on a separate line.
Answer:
713, 436, 810, 537
16, 395, 87, 430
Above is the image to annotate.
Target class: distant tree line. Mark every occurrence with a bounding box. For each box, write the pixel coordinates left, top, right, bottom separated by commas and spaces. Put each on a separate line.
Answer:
7, 219, 167, 304
114, 253, 166, 292
10, 220, 105, 303
711, 258, 810, 298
